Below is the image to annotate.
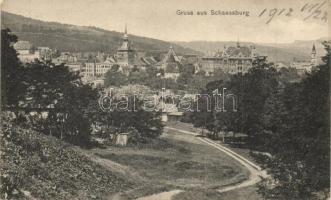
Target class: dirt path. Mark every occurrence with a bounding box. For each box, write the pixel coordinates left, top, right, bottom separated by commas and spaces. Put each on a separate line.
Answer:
136, 127, 268, 200
136, 190, 183, 200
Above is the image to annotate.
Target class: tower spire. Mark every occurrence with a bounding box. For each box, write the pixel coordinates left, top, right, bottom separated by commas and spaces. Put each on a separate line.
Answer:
237, 36, 240, 47
311, 44, 317, 66
123, 23, 128, 40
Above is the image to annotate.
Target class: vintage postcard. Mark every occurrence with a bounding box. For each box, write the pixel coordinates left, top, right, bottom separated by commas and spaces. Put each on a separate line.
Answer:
0, 0, 329, 199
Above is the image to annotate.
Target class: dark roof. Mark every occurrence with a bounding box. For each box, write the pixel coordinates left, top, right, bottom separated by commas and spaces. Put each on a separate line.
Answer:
141, 57, 158, 65
181, 55, 200, 65
156, 46, 181, 66
225, 46, 252, 57
165, 63, 180, 73
13, 41, 33, 50
133, 57, 146, 66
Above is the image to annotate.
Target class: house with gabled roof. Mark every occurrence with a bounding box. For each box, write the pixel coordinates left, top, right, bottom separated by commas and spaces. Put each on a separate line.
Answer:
201, 42, 267, 75
155, 46, 182, 79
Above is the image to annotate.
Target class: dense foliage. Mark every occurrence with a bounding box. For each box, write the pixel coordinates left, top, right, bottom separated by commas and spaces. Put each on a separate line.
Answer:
189, 42, 330, 199
1, 29, 26, 109
257, 42, 330, 199
0, 114, 133, 199
97, 85, 163, 143
2, 29, 166, 146
1, 29, 100, 146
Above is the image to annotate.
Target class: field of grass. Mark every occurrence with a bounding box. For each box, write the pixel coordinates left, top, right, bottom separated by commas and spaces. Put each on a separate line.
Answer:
166, 121, 263, 200
173, 186, 262, 200
89, 128, 249, 199
166, 121, 206, 134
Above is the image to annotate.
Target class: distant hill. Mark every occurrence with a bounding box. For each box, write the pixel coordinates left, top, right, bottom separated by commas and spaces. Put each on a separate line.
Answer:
175, 40, 327, 64
1, 11, 201, 56
2, 11, 327, 64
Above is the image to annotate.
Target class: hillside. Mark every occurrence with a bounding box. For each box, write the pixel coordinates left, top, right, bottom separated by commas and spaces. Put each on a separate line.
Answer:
1, 11, 201, 55
175, 40, 327, 64
0, 114, 134, 199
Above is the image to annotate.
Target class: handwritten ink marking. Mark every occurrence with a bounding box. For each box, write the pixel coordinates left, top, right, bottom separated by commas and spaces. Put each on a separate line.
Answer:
321, 11, 327, 22
259, 8, 293, 24
258, 8, 267, 17
267, 8, 278, 24
301, 3, 319, 12
285, 8, 293, 17
303, 1, 326, 21
259, 1, 327, 24
277, 8, 286, 16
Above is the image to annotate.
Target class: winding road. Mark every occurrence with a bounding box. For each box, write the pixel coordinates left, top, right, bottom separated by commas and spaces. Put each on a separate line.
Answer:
136, 126, 268, 200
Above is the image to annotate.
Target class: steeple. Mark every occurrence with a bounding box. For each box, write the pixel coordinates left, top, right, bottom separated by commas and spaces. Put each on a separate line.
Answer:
311, 44, 317, 66
236, 37, 240, 47
312, 44, 316, 55
123, 23, 128, 40
116, 23, 135, 67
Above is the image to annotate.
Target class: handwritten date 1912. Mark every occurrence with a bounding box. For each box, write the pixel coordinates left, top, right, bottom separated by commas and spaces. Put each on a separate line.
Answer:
258, 8, 293, 24
258, 1, 327, 24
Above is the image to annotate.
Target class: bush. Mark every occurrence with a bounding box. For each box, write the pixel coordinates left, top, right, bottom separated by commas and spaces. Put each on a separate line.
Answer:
0, 112, 133, 199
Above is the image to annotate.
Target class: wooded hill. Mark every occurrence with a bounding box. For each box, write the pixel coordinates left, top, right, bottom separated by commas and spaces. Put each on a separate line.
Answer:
1, 11, 201, 56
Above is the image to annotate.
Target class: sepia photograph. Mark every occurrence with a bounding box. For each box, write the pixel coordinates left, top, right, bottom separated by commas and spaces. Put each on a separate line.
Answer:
0, 0, 330, 199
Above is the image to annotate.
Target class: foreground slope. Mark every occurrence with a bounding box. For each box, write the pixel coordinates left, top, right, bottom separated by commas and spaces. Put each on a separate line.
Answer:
0, 115, 134, 199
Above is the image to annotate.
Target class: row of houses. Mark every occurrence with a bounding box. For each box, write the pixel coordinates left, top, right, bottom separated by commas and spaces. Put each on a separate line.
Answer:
13, 26, 319, 86
13, 41, 57, 63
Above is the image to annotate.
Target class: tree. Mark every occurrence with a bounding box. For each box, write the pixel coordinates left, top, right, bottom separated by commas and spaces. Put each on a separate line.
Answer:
1, 29, 27, 110
213, 68, 229, 81
279, 67, 300, 83
128, 70, 149, 85
177, 64, 195, 89
258, 41, 330, 199
97, 85, 163, 143
104, 70, 127, 87
21, 61, 99, 146
238, 63, 279, 147
1, 30, 99, 146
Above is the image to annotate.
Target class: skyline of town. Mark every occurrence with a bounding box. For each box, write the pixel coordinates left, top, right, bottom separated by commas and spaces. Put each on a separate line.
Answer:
2, 0, 328, 43
13, 22, 319, 88
1, 1, 329, 199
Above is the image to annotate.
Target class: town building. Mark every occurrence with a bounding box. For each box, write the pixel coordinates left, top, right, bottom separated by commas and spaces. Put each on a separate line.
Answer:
83, 26, 158, 79
52, 52, 84, 72
290, 44, 319, 75
14, 41, 34, 55
53, 52, 78, 63
155, 46, 182, 79
201, 42, 266, 75
181, 54, 202, 73
13, 41, 40, 63
115, 25, 135, 67
13, 41, 56, 63
84, 57, 116, 77
37, 47, 53, 61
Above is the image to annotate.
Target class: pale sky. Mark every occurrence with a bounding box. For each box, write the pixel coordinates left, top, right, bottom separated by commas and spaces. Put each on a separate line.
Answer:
1, 0, 329, 43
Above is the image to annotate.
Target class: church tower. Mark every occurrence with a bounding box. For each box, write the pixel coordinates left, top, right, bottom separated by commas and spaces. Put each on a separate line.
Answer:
116, 24, 135, 67
311, 44, 317, 66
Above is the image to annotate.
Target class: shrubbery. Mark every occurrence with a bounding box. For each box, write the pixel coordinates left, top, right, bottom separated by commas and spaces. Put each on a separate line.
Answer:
0, 113, 134, 199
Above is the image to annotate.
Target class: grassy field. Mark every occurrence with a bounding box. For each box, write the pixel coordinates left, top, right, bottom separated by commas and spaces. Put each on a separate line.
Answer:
88, 127, 249, 199
172, 186, 262, 200
167, 121, 263, 200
